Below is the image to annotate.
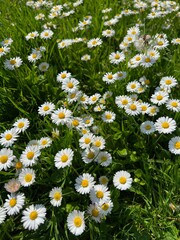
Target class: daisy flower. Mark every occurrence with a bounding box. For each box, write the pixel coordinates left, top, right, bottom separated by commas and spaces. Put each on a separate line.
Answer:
21, 204, 46, 230
54, 148, 74, 169
18, 168, 36, 187
67, 90, 82, 103
102, 29, 115, 38
147, 49, 160, 60
13, 118, 30, 133
125, 101, 141, 116
92, 136, 105, 150
96, 151, 112, 167
159, 76, 178, 89
87, 38, 102, 48
38, 137, 52, 149
4, 193, 25, 215
168, 137, 180, 155
1, 38, 13, 46
166, 99, 180, 112
113, 170, 133, 190
154, 38, 169, 49
49, 187, 63, 207
4, 178, 21, 193
102, 111, 116, 123
40, 30, 54, 39
25, 31, 39, 40
102, 72, 117, 84
0, 148, 15, 171
150, 91, 169, 106
75, 173, 95, 194
171, 38, 180, 45
38, 62, 49, 72
140, 55, 156, 68
20, 145, 40, 167
58, 39, 72, 49
67, 210, 85, 236
0, 128, 19, 147
81, 54, 91, 61
99, 176, 109, 186
109, 51, 125, 64
88, 94, 101, 105
114, 71, 127, 80
140, 121, 156, 135
0, 46, 10, 57
38, 102, 55, 116
0, 207, 7, 224
90, 184, 111, 205
51, 107, 72, 125
126, 81, 141, 93
79, 133, 95, 149
83, 116, 94, 127
115, 95, 132, 109
87, 203, 103, 223
4, 57, 23, 70
28, 52, 42, 63
61, 78, 79, 93
81, 149, 98, 164
140, 102, 150, 114
100, 200, 113, 216
127, 26, 140, 36
155, 117, 176, 134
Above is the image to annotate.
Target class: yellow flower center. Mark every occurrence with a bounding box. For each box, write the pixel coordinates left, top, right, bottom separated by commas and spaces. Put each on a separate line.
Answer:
61, 154, 68, 162
81, 179, 89, 187
94, 141, 101, 147
105, 114, 112, 119
44, 32, 49, 36
17, 122, 25, 128
91, 96, 97, 101
32, 53, 37, 59
67, 82, 74, 88
100, 177, 108, 185
119, 176, 127, 184
26, 152, 34, 160
5, 134, 12, 141
54, 192, 61, 200
145, 79, 150, 85
70, 93, 76, 99
174, 142, 180, 149
114, 54, 120, 59
0, 155, 8, 164
161, 122, 169, 128
9, 198, 17, 207
85, 119, 90, 124
135, 56, 141, 61
145, 57, 151, 63
10, 59, 16, 65
141, 106, 147, 111
131, 84, 136, 89
122, 99, 128, 105
92, 40, 97, 45
171, 102, 178, 107
175, 39, 180, 43
145, 125, 151, 130
24, 174, 33, 182
16, 161, 23, 169
96, 191, 104, 198
0, 48, 4, 52
81, 129, 88, 134
101, 156, 107, 162
73, 217, 82, 227
58, 112, 65, 119
72, 119, 79, 126
157, 41, 163, 46
81, 96, 86, 101
87, 151, 95, 159
156, 95, 163, 100
130, 104, 137, 110
84, 138, 91, 144
29, 211, 38, 220
92, 208, 99, 217
30, 33, 35, 37
61, 73, 67, 78
131, 30, 136, 35
43, 105, 50, 111
107, 74, 113, 79
101, 203, 109, 211
165, 79, 172, 85
127, 37, 132, 41
41, 139, 48, 145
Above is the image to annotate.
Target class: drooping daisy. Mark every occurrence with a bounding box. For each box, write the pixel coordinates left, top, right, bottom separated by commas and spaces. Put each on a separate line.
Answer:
38, 137, 52, 149
40, 29, 54, 39
125, 101, 141, 116
13, 118, 30, 133
87, 203, 103, 223
87, 38, 103, 48
109, 51, 125, 64
0, 207, 7, 224
96, 151, 112, 167
20, 145, 40, 167
4, 57, 23, 70
140, 121, 156, 135
102, 72, 117, 84
155, 117, 176, 134
150, 91, 169, 106
0, 148, 15, 171
102, 111, 116, 123
168, 137, 180, 155
79, 133, 95, 149
81, 149, 98, 164
38, 102, 55, 116
4, 193, 25, 215
49, 187, 63, 207
18, 168, 36, 187
75, 173, 95, 194
54, 148, 74, 169
21, 204, 46, 230
159, 76, 178, 89
113, 170, 133, 190
90, 184, 111, 204
0, 128, 19, 147
166, 99, 180, 112
38, 62, 49, 72
4, 178, 21, 193
67, 210, 85, 236
51, 107, 72, 125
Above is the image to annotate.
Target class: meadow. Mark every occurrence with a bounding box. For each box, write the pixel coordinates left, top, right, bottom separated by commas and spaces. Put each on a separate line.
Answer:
0, 0, 180, 239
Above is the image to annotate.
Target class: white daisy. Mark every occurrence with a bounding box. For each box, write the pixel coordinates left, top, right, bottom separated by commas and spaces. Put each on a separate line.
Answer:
125, 101, 141, 116
109, 51, 125, 64
18, 168, 36, 187
88, 94, 101, 105
20, 145, 40, 167
51, 107, 72, 125
61, 78, 79, 93
81, 54, 91, 61
81, 149, 98, 164
38, 102, 55, 116
102, 72, 117, 84
166, 99, 180, 112
147, 105, 159, 116
96, 151, 112, 167
54, 148, 74, 169
100, 200, 113, 216
155, 116, 176, 134
0, 46, 10, 57
40, 29, 54, 39
168, 137, 180, 155
126, 81, 141, 93
79, 133, 95, 149
159, 76, 178, 89
49, 187, 63, 207
0, 128, 19, 147
90, 184, 111, 205
102, 29, 115, 38
67, 210, 85, 236
38, 137, 52, 149
113, 170, 133, 190
38, 62, 49, 72
150, 91, 169, 106
0, 207, 7, 224
27, 52, 42, 63
102, 111, 116, 123
99, 176, 109, 186
115, 95, 132, 109
13, 118, 30, 133
92, 136, 106, 150
4, 57, 23, 70
87, 203, 103, 223
25, 31, 39, 40
21, 204, 46, 230
140, 121, 156, 135
75, 173, 95, 194
140, 55, 156, 68
87, 38, 103, 48
0, 148, 15, 171
4, 193, 25, 215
